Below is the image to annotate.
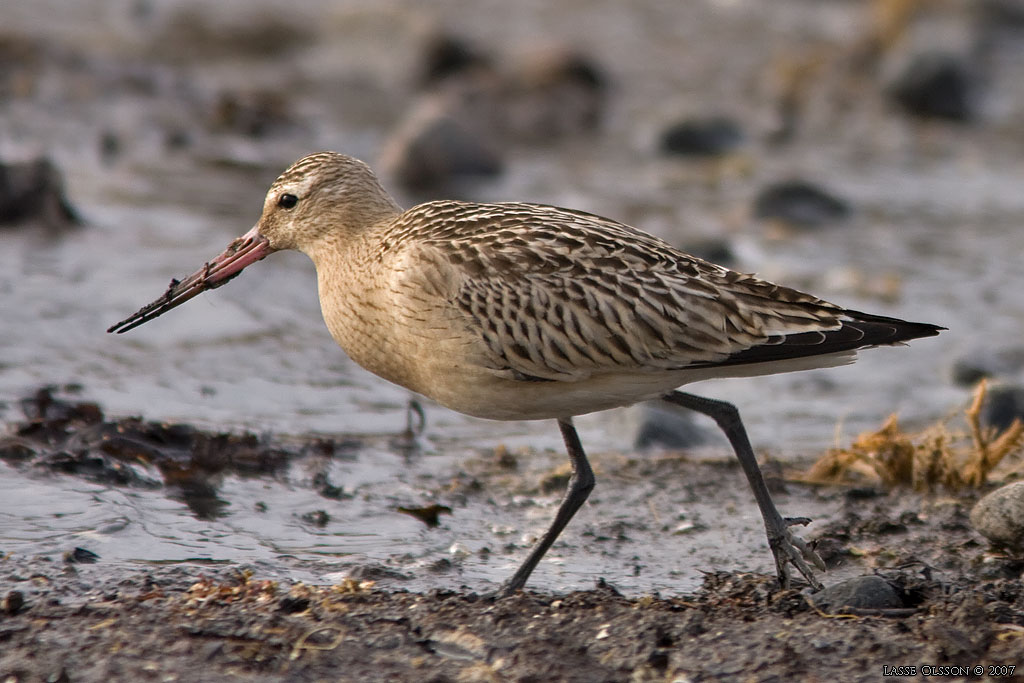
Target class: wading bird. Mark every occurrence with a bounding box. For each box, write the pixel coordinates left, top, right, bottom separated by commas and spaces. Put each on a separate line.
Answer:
109, 152, 942, 594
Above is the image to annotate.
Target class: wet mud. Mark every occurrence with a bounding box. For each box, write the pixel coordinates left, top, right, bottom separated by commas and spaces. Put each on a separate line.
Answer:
2, 389, 1023, 681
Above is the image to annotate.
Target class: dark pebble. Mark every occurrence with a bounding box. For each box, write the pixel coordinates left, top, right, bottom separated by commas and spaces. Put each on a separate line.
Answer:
753, 180, 851, 228
419, 33, 491, 86
950, 347, 1024, 386
0, 157, 81, 231
645, 649, 670, 671
980, 384, 1024, 432
380, 106, 503, 193
278, 595, 311, 614
888, 51, 980, 123
634, 404, 708, 451
397, 504, 452, 528
312, 471, 347, 500
0, 439, 37, 461
844, 487, 883, 501
301, 510, 330, 528
680, 238, 736, 267
99, 130, 121, 165
2, 590, 25, 615
809, 575, 904, 613
659, 116, 744, 157
503, 49, 608, 141
65, 547, 100, 564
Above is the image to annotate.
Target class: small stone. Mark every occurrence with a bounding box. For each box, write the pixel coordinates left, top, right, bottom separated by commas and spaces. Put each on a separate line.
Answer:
980, 384, 1024, 432
379, 96, 503, 192
809, 575, 903, 613
951, 347, 1024, 386
312, 471, 347, 500
970, 480, 1024, 551
397, 503, 452, 528
99, 130, 121, 165
659, 116, 744, 157
888, 51, 980, 122
634, 404, 707, 451
418, 33, 491, 86
503, 49, 608, 141
2, 590, 25, 614
278, 594, 311, 614
681, 238, 737, 267
300, 510, 330, 528
753, 180, 851, 228
65, 547, 100, 564
0, 157, 81, 231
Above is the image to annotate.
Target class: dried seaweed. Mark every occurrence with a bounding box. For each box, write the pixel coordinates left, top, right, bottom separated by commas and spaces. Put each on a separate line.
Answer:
803, 380, 1024, 491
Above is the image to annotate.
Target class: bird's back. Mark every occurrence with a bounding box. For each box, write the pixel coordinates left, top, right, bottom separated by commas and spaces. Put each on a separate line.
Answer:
372, 200, 939, 395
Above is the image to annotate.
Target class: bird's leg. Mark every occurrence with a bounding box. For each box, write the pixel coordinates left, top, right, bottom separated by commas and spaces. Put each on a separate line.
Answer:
661, 391, 825, 590
403, 398, 426, 438
390, 398, 427, 457
498, 417, 595, 596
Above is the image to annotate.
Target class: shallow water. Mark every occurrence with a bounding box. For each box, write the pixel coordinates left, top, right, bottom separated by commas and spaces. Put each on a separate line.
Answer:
1, 0, 1022, 593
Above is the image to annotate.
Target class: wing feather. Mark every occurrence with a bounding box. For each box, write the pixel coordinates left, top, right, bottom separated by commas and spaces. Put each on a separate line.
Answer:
382, 201, 940, 383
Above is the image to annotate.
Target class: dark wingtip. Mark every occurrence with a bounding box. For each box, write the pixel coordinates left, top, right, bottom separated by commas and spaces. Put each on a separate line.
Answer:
694, 310, 943, 370
843, 310, 945, 343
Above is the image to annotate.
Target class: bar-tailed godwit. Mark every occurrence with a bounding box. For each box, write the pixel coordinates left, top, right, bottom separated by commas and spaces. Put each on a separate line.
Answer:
109, 152, 943, 594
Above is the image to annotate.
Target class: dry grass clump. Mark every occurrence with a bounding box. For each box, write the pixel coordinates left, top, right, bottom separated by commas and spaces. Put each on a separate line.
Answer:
803, 380, 1024, 492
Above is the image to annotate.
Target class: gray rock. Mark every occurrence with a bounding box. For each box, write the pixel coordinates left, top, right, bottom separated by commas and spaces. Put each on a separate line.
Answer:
634, 404, 708, 451
502, 49, 607, 142
810, 575, 903, 613
753, 180, 851, 228
980, 384, 1024, 432
378, 93, 504, 193
0, 157, 80, 231
970, 480, 1024, 551
418, 33, 491, 87
659, 116, 744, 158
951, 347, 1024, 386
888, 51, 980, 123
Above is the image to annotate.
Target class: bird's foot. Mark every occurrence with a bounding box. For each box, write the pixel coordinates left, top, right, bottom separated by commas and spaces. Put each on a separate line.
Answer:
768, 516, 825, 591
483, 579, 523, 601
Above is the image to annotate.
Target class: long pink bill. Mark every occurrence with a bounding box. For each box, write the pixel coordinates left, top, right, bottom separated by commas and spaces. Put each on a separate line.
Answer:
107, 226, 272, 334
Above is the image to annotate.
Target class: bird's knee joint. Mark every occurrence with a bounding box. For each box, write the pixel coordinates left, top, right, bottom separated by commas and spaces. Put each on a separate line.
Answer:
572, 474, 596, 496
708, 400, 741, 428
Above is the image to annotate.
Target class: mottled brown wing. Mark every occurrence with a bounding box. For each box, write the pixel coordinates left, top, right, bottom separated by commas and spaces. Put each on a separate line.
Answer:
394, 201, 859, 382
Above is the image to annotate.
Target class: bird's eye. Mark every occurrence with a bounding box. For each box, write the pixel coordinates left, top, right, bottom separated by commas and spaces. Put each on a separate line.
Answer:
278, 193, 298, 209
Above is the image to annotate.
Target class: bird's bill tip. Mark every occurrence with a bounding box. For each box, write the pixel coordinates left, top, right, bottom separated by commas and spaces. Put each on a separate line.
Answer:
106, 226, 272, 334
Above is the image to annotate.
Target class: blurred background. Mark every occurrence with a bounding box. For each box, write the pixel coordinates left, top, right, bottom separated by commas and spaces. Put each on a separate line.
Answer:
2, 0, 1023, 591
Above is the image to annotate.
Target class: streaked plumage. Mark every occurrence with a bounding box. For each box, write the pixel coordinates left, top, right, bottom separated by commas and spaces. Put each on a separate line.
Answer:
109, 152, 943, 594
